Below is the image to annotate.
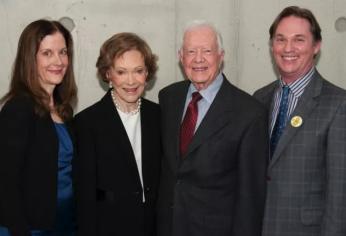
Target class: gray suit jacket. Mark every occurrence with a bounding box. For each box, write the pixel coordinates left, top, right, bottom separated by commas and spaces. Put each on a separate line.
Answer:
157, 76, 268, 236
254, 70, 346, 236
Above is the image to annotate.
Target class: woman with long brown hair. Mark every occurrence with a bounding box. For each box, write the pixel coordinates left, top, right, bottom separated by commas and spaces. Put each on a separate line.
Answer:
0, 19, 77, 235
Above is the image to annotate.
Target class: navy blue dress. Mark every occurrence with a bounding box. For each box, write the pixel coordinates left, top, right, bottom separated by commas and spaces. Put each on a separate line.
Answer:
0, 123, 75, 236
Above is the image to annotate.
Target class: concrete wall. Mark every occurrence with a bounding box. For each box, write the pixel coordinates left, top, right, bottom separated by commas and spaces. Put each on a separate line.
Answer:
1, 0, 346, 112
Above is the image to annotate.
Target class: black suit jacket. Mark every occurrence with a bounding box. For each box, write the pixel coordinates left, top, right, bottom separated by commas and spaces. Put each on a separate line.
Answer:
74, 91, 161, 236
157, 77, 268, 236
0, 95, 72, 236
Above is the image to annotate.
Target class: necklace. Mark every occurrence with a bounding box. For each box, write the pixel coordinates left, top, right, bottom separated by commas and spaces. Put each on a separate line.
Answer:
110, 89, 141, 115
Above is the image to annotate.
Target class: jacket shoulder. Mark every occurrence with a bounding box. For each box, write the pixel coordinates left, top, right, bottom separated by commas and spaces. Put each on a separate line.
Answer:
252, 81, 277, 109
0, 95, 35, 119
223, 80, 268, 115
142, 98, 160, 114
142, 97, 159, 108
74, 98, 105, 123
253, 81, 277, 98
159, 81, 188, 98
321, 78, 346, 98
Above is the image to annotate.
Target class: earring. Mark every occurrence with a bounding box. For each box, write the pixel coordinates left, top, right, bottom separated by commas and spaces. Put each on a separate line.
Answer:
109, 81, 113, 89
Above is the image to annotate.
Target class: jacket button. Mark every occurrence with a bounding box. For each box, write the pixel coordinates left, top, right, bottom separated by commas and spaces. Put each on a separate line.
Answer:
145, 187, 150, 192
266, 176, 271, 181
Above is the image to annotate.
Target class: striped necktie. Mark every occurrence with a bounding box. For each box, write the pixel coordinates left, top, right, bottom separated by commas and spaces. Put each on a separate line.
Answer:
180, 92, 202, 157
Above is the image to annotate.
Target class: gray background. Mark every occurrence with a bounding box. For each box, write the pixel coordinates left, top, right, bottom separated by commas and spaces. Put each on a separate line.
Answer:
1, 0, 346, 112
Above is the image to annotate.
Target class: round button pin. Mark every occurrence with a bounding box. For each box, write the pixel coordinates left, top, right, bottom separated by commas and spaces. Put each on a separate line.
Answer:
291, 116, 303, 127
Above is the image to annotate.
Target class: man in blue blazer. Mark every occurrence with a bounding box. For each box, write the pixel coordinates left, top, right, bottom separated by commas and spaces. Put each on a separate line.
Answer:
157, 20, 268, 236
254, 6, 346, 236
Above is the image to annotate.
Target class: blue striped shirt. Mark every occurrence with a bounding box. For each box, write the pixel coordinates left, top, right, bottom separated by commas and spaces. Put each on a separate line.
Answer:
270, 67, 315, 135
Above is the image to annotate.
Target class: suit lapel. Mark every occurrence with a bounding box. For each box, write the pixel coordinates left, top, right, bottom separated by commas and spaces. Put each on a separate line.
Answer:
265, 86, 277, 131
140, 99, 159, 187
270, 73, 323, 168
168, 82, 190, 162
254, 81, 277, 132
141, 100, 150, 187
101, 91, 142, 186
184, 78, 234, 157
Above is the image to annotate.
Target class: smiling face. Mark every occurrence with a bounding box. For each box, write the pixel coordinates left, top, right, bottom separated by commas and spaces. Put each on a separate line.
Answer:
108, 49, 147, 111
180, 26, 224, 90
271, 16, 321, 84
36, 32, 68, 94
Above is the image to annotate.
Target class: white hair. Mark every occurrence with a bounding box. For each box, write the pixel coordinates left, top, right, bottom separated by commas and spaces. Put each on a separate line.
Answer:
179, 20, 224, 53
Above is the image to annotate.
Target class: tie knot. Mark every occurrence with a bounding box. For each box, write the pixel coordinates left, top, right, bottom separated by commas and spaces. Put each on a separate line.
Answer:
191, 92, 202, 103
282, 85, 290, 94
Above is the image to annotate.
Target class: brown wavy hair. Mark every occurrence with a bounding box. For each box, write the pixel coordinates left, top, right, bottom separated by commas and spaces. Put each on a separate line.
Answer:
0, 19, 77, 121
269, 6, 322, 43
96, 32, 158, 82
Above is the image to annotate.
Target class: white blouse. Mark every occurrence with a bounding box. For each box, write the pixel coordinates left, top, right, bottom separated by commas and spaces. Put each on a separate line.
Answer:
117, 108, 145, 202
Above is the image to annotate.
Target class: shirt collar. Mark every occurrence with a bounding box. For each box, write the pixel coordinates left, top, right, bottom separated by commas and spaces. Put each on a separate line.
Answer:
279, 67, 315, 97
188, 73, 223, 104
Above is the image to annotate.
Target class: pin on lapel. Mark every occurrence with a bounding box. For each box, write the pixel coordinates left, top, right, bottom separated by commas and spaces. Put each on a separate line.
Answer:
290, 115, 303, 127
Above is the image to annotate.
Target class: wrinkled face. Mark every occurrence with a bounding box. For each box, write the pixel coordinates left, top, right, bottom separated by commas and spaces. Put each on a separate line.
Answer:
36, 32, 68, 93
180, 26, 224, 90
108, 49, 147, 109
271, 16, 321, 84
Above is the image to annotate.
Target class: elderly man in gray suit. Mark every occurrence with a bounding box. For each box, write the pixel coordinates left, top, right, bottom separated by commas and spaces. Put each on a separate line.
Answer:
157, 21, 268, 236
254, 6, 346, 236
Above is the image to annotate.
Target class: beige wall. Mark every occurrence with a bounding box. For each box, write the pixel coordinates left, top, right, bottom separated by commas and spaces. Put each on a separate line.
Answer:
1, 0, 346, 112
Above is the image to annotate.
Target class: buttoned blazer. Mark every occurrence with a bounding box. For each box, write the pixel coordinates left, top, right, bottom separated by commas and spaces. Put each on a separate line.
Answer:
73, 90, 161, 236
253, 70, 346, 236
157, 76, 269, 236
0, 95, 73, 236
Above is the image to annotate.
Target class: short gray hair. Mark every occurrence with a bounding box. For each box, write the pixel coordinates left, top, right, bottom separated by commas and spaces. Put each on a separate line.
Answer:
180, 20, 224, 53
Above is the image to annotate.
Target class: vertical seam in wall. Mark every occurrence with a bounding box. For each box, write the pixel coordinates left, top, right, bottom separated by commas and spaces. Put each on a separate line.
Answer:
2, 3, 13, 56
233, 0, 240, 86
